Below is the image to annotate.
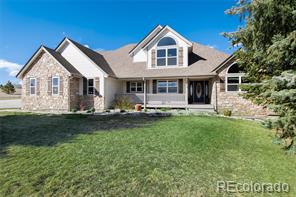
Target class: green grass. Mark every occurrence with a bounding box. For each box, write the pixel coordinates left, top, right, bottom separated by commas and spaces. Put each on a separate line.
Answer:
0, 112, 295, 196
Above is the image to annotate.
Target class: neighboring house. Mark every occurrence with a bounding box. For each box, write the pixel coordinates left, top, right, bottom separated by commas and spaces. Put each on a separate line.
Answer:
16, 25, 270, 116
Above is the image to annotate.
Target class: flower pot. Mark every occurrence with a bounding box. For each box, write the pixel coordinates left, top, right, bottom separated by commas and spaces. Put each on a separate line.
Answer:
135, 104, 142, 112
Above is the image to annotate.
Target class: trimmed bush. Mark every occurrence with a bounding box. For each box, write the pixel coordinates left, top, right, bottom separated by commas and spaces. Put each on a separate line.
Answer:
112, 96, 134, 110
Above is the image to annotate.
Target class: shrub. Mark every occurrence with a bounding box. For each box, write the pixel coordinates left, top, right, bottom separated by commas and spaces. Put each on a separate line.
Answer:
243, 71, 296, 154
70, 108, 78, 113
0, 81, 15, 94
79, 104, 85, 111
160, 107, 169, 112
223, 109, 232, 117
86, 107, 95, 113
112, 96, 133, 110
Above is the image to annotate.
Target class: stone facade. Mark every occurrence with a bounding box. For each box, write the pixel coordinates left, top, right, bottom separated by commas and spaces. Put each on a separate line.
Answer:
69, 77, 80, 110
22, 51, 71, 112
213, 64, 272, 116
21, 51, 105, 112
82, 96, 104, 111
216, 81, 270, 116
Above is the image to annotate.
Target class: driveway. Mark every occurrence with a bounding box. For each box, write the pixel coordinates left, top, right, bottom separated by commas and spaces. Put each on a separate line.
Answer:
0, 99, 21, 109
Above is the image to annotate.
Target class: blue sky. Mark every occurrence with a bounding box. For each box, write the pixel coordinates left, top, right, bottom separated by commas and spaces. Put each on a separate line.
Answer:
0, 0, 242, 84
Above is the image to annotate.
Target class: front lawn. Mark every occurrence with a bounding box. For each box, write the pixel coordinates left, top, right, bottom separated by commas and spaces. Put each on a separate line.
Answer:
0, 112, 295, 196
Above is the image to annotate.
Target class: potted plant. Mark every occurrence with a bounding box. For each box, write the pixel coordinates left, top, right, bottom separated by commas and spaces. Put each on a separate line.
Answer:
135, 104, 142, 112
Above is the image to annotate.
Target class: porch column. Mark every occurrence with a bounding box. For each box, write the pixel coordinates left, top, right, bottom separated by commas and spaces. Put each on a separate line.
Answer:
185, 77, 188, 108
143, 78, 147, 110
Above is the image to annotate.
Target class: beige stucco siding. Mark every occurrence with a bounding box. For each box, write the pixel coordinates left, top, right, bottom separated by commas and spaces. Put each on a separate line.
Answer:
104, 77, 123, 108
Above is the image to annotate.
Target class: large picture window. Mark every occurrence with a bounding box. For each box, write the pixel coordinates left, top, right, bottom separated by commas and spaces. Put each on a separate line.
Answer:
130, 81, 143, 93
156, 37, 177, 67
157, 80, 178, 93
225, 63, 245, 92
52, 76, 60, 95
30, 78, 36, 95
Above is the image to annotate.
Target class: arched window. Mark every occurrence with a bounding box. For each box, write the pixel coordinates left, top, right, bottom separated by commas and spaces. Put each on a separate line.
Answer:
226, 63, 245, 92
156, 37, 177, 67
157, 37, 176, 46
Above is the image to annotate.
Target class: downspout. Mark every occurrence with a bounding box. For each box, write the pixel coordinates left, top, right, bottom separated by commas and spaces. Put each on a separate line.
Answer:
215, 80, 218, 113
68, 75, 72, 112
143, 77, 147, 110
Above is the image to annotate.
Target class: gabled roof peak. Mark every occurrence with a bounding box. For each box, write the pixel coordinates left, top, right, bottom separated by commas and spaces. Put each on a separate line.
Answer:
129, 24, 192, 56
16, 45, 81, 78
128, 24, 163, 55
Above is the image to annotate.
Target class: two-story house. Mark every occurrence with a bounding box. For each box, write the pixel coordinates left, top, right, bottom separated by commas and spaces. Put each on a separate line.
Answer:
16, 25, 270, 116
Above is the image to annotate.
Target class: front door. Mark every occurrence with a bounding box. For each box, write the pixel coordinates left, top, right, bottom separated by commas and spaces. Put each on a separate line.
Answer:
188, 81, 210, 104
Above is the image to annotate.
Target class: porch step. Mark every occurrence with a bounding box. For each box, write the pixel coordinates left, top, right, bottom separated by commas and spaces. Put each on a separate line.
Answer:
188, 104, 215, 113
146, 104, 215, 113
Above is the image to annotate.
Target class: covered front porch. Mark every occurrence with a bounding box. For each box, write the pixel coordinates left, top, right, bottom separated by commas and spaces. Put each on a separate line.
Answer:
115, 77, 217, 111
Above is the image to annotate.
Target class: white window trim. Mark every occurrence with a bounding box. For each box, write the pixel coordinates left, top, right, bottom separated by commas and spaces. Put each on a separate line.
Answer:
157, 80, 178, 94
87, 78, 95, 95
130, 81, 143, 93
156, 45, 178, 67
29, 78, 36, 96
52, 76, 60, 96
225, 73, 245, 92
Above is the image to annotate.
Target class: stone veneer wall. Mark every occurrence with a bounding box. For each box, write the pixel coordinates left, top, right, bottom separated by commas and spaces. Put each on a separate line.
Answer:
69, 77, 80, 110
22, 51, 70, 112
214, 65, 271, 116
216, 81, 270, 116
82, 96, 104, 111
69, 77, 104, 111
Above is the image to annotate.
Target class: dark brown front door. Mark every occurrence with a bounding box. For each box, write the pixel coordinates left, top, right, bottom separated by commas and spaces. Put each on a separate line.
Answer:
188, 81, 210, 104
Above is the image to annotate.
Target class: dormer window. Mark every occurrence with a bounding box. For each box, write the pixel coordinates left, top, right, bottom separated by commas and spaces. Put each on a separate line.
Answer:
156, 37, 177, 67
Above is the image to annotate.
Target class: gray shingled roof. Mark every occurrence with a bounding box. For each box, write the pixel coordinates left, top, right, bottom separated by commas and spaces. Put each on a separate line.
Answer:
44, 47, 81, 76
129, 25, 163, 54
68, 39, 115, 77
99, 43, 229, 78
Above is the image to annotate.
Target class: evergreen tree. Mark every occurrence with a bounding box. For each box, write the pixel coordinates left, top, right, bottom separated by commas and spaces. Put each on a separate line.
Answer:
224, 0, 296, 153
0, 81, 16, 94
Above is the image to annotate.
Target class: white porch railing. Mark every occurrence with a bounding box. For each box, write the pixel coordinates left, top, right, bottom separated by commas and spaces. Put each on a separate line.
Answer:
116, 93, 186, 105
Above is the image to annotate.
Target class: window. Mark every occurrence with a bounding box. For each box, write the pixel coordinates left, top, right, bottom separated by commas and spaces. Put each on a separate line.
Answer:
227, 77, 240, 91
225, 63, 245, 92
157, 49, 166, 66
52, 76, 60, 95
157, 37, 176, 46
157, 80, 178, 93
30, 78, 36, 95
87, 79, 94, 95
130, 81, 143, 93
156, 37, 177, 67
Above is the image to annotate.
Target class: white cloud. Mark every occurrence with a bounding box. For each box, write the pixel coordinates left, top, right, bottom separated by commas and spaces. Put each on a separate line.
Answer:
84, 44, 90, 48
0, 59, 21, 77
206, 45, 217, 49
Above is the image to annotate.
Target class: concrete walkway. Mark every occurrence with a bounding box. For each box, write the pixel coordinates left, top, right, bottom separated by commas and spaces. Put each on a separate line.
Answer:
0, 99, 21, 109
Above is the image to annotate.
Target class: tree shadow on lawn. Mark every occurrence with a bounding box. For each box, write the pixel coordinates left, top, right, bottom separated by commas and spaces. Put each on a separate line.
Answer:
0, 113, 167, 157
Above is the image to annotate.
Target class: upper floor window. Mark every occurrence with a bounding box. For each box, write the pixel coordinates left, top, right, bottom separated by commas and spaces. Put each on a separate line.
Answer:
156, 37, 177, 67
225, 63, 245, 92
30, 78, 36, 95
157, 37, 176, 46
52, 76, 60, 95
